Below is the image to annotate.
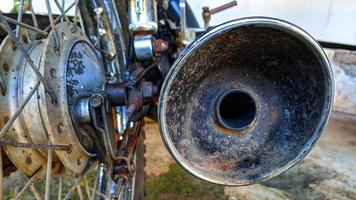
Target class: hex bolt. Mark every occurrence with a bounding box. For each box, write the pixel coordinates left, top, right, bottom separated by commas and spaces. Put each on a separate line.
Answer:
90, 95, 103, 108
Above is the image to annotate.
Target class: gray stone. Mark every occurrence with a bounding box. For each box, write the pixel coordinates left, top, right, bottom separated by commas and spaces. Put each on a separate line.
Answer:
225, 116, 356, 200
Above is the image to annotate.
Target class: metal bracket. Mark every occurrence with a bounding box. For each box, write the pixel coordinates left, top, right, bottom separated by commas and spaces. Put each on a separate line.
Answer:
89, 94, 119, 161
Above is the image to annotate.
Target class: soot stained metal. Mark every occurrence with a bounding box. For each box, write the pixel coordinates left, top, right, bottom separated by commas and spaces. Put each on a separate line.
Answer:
159, 18, 334, 186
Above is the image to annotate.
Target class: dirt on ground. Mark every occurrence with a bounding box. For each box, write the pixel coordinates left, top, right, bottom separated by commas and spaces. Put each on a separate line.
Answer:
144, 119, 175, 177
144, 115, 356, 200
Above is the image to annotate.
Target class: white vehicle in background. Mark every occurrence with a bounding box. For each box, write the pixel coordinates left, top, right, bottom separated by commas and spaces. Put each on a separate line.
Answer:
188, 0, 356, 47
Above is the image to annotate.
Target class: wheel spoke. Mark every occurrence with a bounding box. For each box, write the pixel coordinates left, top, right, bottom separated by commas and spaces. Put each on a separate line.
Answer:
43, 2, 75, 32
88, 187, 109, 199
2, 15, 48, 36
29, 0, 39, 29
44, 145, 53, 200
0, 14, 58, 103
13, 168, 41, 200
30, 183, 42, 200
63, 162, 93, 200
53, 0, 69, 22
44, 0, 60, 49
0, 147, 3, 200
76, 184, 84, 200
62, 0, 66, 11
91, 167, 100, 200
72, 0, 80, 32
0, 81, 40, 139
58, 176, 63, 200
15, 0, 25, 38
84, 178, 91, 198
0, 140, 70, 150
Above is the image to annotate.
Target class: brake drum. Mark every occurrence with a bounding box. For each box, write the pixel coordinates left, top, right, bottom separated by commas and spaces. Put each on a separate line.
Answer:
0, 21, 105, 177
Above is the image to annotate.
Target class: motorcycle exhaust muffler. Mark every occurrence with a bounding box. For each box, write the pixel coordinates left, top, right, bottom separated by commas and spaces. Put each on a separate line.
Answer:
158, 17, 334, 186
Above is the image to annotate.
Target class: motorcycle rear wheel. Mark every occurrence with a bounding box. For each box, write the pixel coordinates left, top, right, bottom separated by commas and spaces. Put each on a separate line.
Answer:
0, 1, 144, 199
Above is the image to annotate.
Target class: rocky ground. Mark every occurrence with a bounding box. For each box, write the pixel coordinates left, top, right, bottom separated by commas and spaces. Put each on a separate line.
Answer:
144, 115, 356, 200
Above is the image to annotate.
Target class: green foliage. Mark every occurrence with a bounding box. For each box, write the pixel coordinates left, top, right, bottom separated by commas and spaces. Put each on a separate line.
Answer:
3, 169, 97, 200
145, 163, 226, 200
4, 164, 225, 199
3, 189, 16, 200
11, 0, 30, 13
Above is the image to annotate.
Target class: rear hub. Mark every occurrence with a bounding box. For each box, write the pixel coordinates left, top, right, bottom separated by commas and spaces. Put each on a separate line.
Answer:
0, 21, 106, 177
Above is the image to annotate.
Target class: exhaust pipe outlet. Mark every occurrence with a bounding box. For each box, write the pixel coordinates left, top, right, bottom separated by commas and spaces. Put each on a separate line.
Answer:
158, 17, 334, 186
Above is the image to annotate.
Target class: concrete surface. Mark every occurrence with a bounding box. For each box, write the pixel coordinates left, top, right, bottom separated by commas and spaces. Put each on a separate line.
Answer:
327, 50, 356, 117
144, 115, 356, 200
225, 116, 356, 200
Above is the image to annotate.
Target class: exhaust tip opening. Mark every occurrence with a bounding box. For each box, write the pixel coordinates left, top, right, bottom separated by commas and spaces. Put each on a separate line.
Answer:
216, 90, 257, 131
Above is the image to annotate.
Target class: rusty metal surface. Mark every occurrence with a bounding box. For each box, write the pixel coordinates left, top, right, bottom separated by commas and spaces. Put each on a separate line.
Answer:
0, 21, 107, 177
0, 21, 105, 177
0, 31, 49, 178
38, 21, 105, 174
66, 40, 106, 155
22, 40, 54, 158
210, 1, 238, 15
159, 18, 334, 186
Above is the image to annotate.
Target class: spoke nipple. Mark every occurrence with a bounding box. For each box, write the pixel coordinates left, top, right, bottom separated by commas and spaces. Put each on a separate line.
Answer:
67, 144, 73, 154
94, 7, 104, 15
98, 28, 107, 36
